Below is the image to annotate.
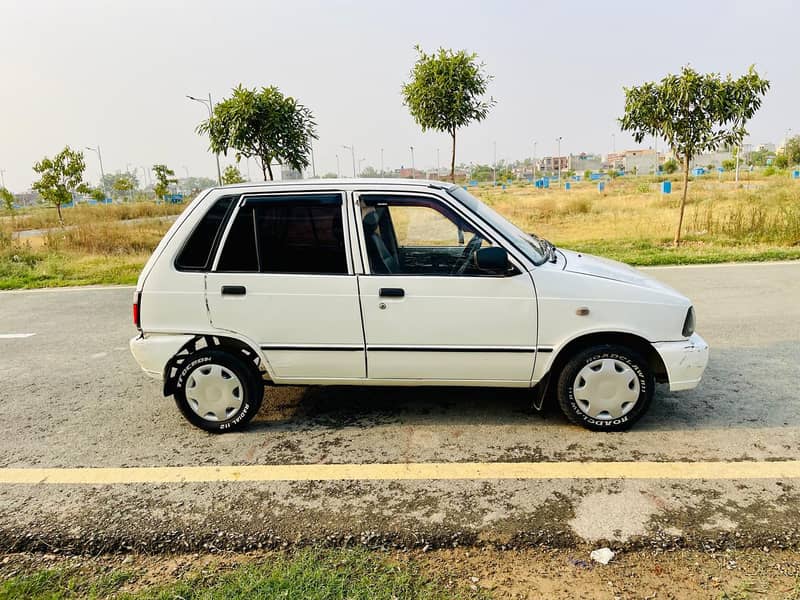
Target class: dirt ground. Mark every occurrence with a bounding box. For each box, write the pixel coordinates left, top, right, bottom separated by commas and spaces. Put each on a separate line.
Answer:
2, 547, 798, 599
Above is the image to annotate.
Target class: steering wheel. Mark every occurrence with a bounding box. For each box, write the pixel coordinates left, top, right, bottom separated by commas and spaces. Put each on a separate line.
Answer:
452, 234, 483, 275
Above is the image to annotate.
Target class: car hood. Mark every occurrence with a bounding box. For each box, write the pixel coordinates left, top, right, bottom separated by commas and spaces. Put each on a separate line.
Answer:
558, 248, 685, 297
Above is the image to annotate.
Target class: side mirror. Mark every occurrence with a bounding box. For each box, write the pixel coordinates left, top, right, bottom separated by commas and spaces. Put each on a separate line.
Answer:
475, 246, 509, 273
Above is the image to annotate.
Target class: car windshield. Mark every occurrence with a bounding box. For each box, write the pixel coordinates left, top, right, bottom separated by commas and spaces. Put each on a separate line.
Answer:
447, 186, 548, 266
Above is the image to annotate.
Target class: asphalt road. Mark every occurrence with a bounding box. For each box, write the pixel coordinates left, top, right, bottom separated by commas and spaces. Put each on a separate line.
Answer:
0, 262, 798, 553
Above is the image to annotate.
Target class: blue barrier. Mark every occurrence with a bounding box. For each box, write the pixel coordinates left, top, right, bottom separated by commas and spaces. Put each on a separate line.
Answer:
469, 179, 478, 187
793, 170, 800, 179
661, 181, 672, 194
692, 167, 705, 176
564, 182, 571, 190
597, 182, 605, 192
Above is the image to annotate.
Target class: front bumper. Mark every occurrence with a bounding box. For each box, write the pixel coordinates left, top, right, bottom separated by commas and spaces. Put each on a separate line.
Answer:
653, 332, 709, 391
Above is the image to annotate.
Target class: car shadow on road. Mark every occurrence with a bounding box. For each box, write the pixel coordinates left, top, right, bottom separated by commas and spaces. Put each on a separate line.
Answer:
249, 344, 799, 433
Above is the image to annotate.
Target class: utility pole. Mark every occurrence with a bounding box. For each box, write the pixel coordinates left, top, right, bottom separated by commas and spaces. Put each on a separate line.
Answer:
187, 93, 223, 185
336, 154, 341, 178
410, 146, 415, 178
0, 169, 6, 189
556, 136, 563, 183
436, 148, 440, 179
310, 146, 316, 178
358, 158, 365, 176
380, 148, 384, 177
531, 141, 537, 180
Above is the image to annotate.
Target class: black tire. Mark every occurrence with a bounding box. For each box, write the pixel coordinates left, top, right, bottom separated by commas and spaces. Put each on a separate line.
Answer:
173, 348, 264, 433
556, 344, 654, 432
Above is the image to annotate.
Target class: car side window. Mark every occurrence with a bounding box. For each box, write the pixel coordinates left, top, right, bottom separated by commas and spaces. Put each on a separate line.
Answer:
216, 194, 348, 275
175, 195, 236, 271
360, 195, 510, 276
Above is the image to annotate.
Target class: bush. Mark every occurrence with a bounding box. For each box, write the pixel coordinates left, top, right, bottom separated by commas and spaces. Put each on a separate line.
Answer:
662, 159, 678, 174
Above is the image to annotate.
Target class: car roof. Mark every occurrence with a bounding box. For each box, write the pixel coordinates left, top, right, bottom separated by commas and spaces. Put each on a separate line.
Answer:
208, 178, 456, 192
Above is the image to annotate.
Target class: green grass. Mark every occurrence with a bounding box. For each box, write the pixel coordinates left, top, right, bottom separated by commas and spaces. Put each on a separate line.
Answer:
0, 549, 483, 600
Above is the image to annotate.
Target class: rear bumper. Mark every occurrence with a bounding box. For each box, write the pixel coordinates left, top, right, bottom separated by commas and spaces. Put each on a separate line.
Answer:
129, 333, 194, 380
653, 332, 709, 391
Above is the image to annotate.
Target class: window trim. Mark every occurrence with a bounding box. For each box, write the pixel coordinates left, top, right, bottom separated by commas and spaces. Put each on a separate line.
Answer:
352, 191, 524, 278
173, 194, 239, 272
210, 191, 353, 276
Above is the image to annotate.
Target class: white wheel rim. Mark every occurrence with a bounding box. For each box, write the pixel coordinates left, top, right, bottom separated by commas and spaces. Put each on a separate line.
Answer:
185, 364, 243, 422
572, 358, 640, 420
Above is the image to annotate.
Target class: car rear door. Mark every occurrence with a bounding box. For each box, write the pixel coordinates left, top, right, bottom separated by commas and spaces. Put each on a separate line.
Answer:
206, 192, 366, 380
353, 191, 538, 383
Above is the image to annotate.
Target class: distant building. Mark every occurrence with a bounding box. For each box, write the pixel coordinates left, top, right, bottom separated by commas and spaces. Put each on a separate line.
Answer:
13, 191, 40, 207
569, 153, 603, 172
537, 156, 569, 172
397, 167, 427, 179
605, 149, 663, 174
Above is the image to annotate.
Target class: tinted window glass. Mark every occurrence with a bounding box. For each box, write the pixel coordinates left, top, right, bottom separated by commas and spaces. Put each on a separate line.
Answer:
217, 206, 259, 272
254, 197, 347, 274
175, 195, 235, 270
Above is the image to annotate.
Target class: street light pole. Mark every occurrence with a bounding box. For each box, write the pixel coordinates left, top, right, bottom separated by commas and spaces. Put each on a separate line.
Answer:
336, 154, 341, 178
85, 146, 105, 193
556, 137, 563, 183
341, 145, 356, 177
436, 148, 440, 179
410, 146, 415, 179
187, 93, 222, 185
380, 148, 384, 177
493, 141, 497, 186
310, 146, 316, 178
0, 169, 6, 189
532, 140, 537, 180
358, 158, 365, 176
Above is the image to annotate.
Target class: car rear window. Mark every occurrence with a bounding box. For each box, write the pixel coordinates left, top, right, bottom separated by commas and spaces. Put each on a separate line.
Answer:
175, 195, 236, 271
215, 194, 348, 275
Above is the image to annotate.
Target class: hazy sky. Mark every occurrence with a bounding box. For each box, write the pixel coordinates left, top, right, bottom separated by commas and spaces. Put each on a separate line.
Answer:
2, 0, 797, 191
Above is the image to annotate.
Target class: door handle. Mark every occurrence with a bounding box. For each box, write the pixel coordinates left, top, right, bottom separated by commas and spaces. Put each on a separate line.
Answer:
221, 285, 247, 296
379, 288, 404, 298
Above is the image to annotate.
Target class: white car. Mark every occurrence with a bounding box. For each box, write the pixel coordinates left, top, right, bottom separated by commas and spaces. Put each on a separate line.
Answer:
130, 179, 708, 433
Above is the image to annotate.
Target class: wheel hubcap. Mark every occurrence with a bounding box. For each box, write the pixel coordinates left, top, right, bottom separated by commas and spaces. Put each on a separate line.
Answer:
573, 358, 640, 420
185, 364, 243, 422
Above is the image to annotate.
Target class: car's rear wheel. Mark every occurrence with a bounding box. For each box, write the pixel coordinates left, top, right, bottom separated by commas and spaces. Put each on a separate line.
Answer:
173, 348, 263, 432
556, 344, 654, 431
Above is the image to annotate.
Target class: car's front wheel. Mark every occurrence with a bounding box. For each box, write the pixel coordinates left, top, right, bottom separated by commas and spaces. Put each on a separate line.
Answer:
556, 344, 654, 431
173, 348, 264, 433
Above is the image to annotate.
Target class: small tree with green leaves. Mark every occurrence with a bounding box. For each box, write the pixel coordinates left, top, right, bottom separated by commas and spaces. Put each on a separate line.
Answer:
781, 136, 800, 167
32, 146, 90, 224
112, 172, 137, 201
152, 164, 177, 200
198, 85, 317, 181
620, 66, 769, 245
221, 165, 245, 185
89, 188, 106, 202
402, 46, 495, 182
0, 187, 14, 211
662, 159, 678, 174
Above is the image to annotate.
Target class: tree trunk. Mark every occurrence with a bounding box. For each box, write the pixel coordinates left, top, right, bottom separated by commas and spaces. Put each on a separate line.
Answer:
450, 128, 457, 183
56, 202, 64, 225
674, 155, 690, 246
266, 161, 274, 181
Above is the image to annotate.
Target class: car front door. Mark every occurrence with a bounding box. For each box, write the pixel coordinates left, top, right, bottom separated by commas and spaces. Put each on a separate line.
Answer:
354, 191, 538, 383
206, 192, 366, 380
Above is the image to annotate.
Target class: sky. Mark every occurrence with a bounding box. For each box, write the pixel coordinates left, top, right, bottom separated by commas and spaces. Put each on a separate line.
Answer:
1, 0, 798, 191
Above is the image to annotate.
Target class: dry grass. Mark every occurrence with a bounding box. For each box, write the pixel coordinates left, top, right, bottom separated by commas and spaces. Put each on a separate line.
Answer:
1, 175, 799, 289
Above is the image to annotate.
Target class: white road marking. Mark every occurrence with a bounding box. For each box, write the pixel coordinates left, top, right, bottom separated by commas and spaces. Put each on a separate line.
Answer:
0, 333, 36, 339
0, 460, 798, 485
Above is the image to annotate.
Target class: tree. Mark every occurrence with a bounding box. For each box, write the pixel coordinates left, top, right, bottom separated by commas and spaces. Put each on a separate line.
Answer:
402, 45, 495, 182
152, 164, 177, 200
112, 172, 137, 200
181, 176, 217, 193
102, 172, 139, 196
221, 165, 245, 185
774, 154, 788, 169
0, 187, 14, 211
89, 188, 106, 202
198, 85, 317, 181
583, 170, 592, 181
662, 158, 678, 174
360, 166, 379, 178
32, 146, 90, 224
620, 66, 769, 244
721, 159, 736, 171
782, 136, 800, 166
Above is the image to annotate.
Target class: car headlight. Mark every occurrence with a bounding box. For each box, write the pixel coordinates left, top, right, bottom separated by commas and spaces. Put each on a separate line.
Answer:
682, 306, 695, 337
